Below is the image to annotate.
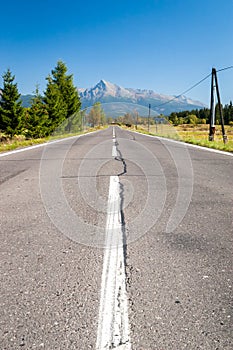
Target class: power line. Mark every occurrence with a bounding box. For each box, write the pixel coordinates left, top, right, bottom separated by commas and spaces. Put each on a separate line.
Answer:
217, 65, 233, 73
151, 72, 212, 111
151, 65, 233, 111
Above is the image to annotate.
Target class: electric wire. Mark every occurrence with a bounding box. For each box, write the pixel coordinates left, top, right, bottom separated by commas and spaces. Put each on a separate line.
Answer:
151, 73, 212, 111
217, 65, 233, 72
151, 65, 233, 111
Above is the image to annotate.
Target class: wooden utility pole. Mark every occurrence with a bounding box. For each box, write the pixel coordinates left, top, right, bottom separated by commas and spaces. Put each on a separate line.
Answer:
135, 111, 139, 130
148, 104, 151, 132
209, 69, 216, 141
209, 68, 227, 143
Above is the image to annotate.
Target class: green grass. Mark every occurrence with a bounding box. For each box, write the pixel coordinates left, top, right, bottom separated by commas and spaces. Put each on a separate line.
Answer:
0, 137, 47, 152
0, 126, 107, 153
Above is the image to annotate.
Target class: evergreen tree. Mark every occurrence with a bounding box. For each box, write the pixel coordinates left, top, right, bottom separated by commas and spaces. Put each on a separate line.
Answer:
229, 101, 233, 123
223, 101, 233, 124
43, 75, 67, 131
64, 75, 81, 118
52, 60, 81, 116
21, 86, 50, 138
0, 69, 24, 136
44, 61, 81, 132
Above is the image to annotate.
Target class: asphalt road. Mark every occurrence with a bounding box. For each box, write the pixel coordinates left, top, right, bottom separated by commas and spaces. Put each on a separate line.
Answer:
0, 126, 232, 349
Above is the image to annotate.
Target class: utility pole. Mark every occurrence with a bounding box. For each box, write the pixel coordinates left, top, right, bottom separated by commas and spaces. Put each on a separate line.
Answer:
148, 104, 151, 132
135, 111, 138, 130
215, 70, 227, 144
209, 68, 227, 143
209, 69, 216, 141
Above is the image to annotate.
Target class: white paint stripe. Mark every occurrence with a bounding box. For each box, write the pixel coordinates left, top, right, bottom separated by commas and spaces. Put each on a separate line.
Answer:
130, 130, 233, 157
112, 144, 118, 157
96, 176, 131, 349
0, 130, 100, 158
0, 142, 48, 157
112, 129, 118, 156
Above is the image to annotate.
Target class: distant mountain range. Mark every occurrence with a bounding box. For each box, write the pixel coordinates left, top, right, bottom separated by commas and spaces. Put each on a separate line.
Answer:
19, 79, 206, 117
79, 80, 206, 116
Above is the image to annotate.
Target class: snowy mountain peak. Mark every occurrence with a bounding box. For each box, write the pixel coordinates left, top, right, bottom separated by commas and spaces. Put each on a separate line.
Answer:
81, 79, 133, 99
79, 80, 206, 115
98, 79, 119, 95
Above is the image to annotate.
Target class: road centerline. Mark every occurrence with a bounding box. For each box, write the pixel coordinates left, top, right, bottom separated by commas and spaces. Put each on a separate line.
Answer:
112, 144, 118, 157
96, 176, 131, 349
96, 130, 131, 349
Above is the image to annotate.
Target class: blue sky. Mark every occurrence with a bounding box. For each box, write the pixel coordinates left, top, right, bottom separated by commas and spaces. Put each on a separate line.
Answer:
0, 0, 232, 105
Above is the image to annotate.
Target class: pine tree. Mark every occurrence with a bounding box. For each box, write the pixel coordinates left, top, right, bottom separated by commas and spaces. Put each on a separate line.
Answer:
0, 69, 24, 136
64, 75, 81, 118
223, 101, 233, 124
43, 75, 67, 131
21, 86, 50, 138
44, 61, 81, 132
229, 101, 233, 124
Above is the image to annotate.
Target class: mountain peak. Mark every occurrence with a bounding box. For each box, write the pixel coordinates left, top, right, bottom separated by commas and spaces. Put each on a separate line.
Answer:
97, 79, 116, 91
97, 79, 121, 92
99, 79, 108, 85
97, 79, 107, 88
89, 79, 132, 99
78, 80, 206, 115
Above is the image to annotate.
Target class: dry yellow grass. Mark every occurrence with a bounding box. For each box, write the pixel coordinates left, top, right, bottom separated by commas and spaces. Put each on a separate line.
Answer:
136, 124, 233, 152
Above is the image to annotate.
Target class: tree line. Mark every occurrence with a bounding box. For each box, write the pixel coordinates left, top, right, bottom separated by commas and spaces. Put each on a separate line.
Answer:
167, 103, 233, 126
110, 104, 233, 127
0, 61, 83, 138
1, 61, 232, 138
0, 60, 107, 139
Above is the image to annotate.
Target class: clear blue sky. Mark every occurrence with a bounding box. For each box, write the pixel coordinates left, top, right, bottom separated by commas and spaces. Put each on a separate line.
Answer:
1, 0, 232, 105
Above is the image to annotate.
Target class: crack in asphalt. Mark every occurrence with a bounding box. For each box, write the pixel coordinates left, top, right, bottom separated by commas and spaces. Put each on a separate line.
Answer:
114, 141, 127, 177
0, 168, 27, 185
114, 140, 128, 280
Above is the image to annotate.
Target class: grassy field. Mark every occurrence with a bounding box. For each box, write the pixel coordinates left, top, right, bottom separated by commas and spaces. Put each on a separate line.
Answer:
1, 124, 233, 153
0, 126, 106, 153
0, 135, 47, 153
135, 124, 233, 152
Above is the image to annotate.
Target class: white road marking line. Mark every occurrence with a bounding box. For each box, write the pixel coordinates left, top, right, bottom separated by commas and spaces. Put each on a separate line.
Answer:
112, 129, 118, 156
0, 130, 100, 158
130, 130, 233, 157
96, 176, 131, 349
0, 142, 48, 157
112, 143, 118, 157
